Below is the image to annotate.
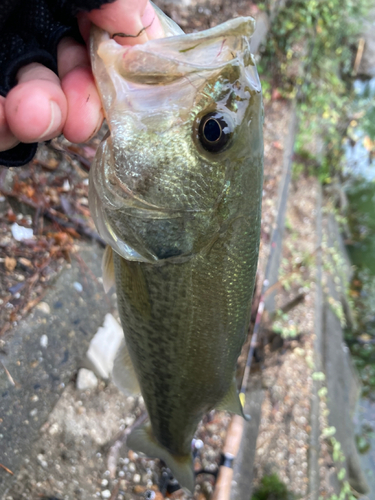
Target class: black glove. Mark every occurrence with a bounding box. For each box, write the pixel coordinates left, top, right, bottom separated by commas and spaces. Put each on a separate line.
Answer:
0, 0, 113, 167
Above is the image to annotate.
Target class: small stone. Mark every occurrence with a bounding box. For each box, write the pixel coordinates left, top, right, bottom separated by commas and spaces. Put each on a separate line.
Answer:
86, 313, 124, 379
101, 479, 109, 487
37, 454, 48, 468
193, 439, 204, 450
29, 408, 38, 417
36, 302, 50, 315
49, 423, 60, 436
101, 490, 111, 499
133, 474, 141, 483
11, 223, 33, 241
73, 282, 83, 292
40, 334, 48, 348
76, 368, 98, 391
128, 463, 136, 473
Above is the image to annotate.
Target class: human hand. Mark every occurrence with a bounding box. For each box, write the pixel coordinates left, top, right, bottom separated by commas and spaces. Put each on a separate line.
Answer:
0, 0, 164, 154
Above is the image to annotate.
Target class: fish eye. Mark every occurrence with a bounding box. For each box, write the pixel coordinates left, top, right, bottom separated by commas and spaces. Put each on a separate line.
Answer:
198, 112, 233, 153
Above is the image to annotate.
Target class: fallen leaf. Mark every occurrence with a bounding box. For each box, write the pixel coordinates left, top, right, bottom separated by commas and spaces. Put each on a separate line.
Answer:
18, 258, 33, 269
360, 333, 372, 342
4, 256, 17, 272
133, 485, 146, 494
38, 157, 59, 170
363, 135, 375, 152
48, 232, 73, 245
272, 88, 283, 100
22, 185, 35, 198
272, 141, 283, 150
64, 227, 80, 239
7, 211, 16, 223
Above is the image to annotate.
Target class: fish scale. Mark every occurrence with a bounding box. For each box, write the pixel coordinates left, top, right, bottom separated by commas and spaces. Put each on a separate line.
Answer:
89, 5, 263, 491
114, 216, 258, 450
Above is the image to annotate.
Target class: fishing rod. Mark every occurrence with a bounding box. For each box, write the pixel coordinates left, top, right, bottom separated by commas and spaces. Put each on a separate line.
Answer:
211, 276, 269, 500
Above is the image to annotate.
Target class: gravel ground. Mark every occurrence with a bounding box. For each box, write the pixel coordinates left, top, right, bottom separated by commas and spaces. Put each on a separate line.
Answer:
252, 177, 337, 498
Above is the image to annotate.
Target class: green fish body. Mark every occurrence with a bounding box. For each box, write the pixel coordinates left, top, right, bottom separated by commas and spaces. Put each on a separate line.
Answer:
89, 6, 263, 492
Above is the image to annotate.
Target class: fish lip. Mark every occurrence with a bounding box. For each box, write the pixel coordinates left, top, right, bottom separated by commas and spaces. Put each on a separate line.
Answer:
92, 15, 256, 84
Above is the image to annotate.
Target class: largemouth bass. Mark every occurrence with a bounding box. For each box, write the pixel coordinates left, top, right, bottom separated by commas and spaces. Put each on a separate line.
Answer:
89, 5, 263, 492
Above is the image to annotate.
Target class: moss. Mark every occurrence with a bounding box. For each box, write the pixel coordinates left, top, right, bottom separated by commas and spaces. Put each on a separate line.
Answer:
251, 473, 296, 500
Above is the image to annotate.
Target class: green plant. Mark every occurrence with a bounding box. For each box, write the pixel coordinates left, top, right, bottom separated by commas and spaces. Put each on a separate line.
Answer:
318, 384, 358, 500
259, 0, 371, 184
251, 473, 295, 500
272, 310, 298, 338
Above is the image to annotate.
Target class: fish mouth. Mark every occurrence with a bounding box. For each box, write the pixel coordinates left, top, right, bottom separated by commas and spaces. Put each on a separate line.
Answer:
91, 15, 257, 86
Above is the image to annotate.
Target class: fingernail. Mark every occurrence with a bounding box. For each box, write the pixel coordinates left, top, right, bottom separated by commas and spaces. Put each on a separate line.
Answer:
38, 101, 62, 140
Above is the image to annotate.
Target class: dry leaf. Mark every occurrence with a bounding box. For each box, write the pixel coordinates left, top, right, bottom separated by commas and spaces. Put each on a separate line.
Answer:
4, 256, 17, 272
272, 141, 283, 150
363, 135, 375, 152
272, 88, 283, 100
360, 333, 372, 342
133, 485, 146, 495
19, 257, 33, 268
22, 185, 35, 198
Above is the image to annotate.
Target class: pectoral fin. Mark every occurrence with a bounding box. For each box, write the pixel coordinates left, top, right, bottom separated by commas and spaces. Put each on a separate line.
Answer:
127, 422, 195, 493
102, 245, 115, 293
215, 378, 250, 421
112, 339, 140, 396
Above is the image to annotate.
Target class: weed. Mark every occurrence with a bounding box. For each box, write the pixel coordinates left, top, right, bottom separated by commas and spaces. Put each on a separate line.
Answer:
251, 473, 296, 500
258, 0, 371, 183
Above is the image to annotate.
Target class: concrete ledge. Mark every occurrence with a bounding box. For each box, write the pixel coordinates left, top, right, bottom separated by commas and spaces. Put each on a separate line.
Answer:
0, 243, 110, 496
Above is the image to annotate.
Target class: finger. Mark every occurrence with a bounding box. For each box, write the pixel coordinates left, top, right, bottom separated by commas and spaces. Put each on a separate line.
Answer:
58, 38, 103, 143
82, 0, 164, 46
5, 63, 67, 143
0, 96, 19, 152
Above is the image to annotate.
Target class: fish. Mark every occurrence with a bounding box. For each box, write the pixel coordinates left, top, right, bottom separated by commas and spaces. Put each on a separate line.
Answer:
89, 4, 263, 493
